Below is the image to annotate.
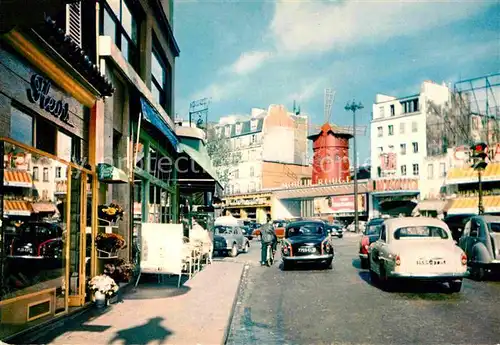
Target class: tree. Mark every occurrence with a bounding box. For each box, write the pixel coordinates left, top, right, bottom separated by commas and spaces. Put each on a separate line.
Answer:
205, 128, 241, 190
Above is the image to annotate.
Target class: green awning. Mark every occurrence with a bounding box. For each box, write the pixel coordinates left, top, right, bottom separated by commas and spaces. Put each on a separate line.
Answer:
97, 163, 128, 184
178, 142, 220, 185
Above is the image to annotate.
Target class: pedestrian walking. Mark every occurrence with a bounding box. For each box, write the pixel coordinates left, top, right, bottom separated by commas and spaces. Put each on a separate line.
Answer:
260, 216, 277, 266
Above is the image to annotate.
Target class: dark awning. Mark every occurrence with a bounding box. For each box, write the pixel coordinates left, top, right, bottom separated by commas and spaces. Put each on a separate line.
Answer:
140, 97, 179, 152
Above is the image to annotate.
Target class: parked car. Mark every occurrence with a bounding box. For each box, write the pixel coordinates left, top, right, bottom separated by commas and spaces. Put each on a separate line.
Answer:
368, 217, 467, 293
458, 215, 500, 280
359, 219, 385, 268
10, 222, 63, 259
281, 220, 334, 270
326, 223, 344, 238
444, 214, 475, 243
213, 225, 250, 257
241, 225, 254, 240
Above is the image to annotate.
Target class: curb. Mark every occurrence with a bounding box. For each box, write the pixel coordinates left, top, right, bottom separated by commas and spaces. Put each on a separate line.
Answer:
221, 262, 248, 345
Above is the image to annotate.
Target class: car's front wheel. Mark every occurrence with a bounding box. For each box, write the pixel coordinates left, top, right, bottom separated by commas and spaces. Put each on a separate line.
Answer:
449, 279, 462, 293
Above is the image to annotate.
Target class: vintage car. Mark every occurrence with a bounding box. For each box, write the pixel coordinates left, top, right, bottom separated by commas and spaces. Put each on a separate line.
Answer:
212, 225, 250, 257
10, 222, 63, 259
458, 215, 500, 280
326, 223, 344, 238
281, 220, 334, 270
368, 217, 467, 292
359, 218, 385, 268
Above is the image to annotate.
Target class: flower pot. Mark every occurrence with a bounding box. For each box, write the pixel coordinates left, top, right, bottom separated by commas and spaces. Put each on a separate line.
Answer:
94, 291, 107, 308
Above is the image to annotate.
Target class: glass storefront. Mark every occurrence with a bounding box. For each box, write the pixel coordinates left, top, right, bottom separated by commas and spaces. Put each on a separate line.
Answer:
0, 139, 94, 338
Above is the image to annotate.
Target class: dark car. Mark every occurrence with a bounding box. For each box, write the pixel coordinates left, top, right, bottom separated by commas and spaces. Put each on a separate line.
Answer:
444, 214, 475, 243
326, 223, 344, 238
359, 218, 385, 268
281, 220, 334, 270
10, 222, 63, 259
241, 225, 254, 240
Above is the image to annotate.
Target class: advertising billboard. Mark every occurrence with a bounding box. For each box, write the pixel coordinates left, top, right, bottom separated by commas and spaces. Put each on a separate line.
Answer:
314, 195, 366, 214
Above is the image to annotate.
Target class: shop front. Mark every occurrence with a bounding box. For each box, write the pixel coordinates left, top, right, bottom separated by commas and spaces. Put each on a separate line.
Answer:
0, 20, 112, 339
222, 192, 272, 223
370, 178, 419, 218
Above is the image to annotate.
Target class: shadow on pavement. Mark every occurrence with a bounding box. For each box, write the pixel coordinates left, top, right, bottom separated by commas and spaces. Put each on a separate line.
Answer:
279, 261, 330, 271
125, 274, 191, 300
108, 317, 173, 345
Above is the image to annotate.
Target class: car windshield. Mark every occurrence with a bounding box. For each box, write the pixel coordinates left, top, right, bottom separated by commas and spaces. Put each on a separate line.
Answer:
394, 226, 449, 240
365, 224, 382, 236
488, 222, 500, 233
214, 226, 234, 235
286, 224, 325, 237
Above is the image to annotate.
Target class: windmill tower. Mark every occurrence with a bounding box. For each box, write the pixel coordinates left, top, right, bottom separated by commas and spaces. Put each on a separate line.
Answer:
308, 88, 366, 185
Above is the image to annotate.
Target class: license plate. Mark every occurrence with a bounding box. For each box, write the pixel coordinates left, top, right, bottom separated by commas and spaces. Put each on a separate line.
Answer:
416, 258, 446, 265
298, 247, 315, 253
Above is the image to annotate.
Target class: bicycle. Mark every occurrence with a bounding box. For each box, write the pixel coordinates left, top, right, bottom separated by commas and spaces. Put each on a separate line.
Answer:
266, 242, 276, 267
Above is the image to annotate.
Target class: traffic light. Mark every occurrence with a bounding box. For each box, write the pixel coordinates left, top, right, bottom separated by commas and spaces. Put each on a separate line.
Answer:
470, 142, 489, 170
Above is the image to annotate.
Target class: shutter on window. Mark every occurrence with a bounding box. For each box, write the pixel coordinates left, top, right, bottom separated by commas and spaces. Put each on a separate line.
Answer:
66, 2, 82, 48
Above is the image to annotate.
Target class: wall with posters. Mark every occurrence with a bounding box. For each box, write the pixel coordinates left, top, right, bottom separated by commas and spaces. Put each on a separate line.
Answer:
314, 194, 367, 215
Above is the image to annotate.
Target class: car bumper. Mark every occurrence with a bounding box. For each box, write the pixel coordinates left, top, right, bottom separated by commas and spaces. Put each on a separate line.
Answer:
283, 254, 334, 262
388, 271, 468, 280
359, 253, 368, 259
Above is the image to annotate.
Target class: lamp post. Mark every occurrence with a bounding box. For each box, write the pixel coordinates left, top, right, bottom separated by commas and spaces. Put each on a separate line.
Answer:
345, 100, 364, 233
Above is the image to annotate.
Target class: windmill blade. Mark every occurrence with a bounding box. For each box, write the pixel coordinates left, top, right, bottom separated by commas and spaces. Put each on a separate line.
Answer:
308, 124, 367, 136
324, 88, 336, 123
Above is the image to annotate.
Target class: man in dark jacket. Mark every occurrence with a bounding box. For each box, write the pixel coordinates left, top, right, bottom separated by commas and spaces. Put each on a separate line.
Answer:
260, 218, 278, 265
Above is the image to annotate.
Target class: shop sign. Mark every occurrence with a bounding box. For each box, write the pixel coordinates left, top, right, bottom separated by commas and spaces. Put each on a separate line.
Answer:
226, 197, 270, 206
27, 74, 73, 127
374, 178, 418, 192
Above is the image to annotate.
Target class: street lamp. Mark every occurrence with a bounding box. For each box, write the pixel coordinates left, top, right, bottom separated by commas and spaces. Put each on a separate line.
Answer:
345, 100, 364, 233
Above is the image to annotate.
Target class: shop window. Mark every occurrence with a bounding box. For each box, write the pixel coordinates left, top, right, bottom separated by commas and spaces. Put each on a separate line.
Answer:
101, 0, 139, 69
43, 167, 49, 182
11, 107, 33, 146
33, 166, 39, 181
0, 142, 67, 326
36, 119, 57, 155
151, 42, 172, 114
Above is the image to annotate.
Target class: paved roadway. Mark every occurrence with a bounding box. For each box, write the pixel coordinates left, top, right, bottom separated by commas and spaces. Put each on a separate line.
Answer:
222, 234, 500, 345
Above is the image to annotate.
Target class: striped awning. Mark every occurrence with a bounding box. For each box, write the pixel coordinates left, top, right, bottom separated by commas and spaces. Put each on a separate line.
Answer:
446, 195, 500, 215
3, 200, 32, 216
3, 169, 32, 188
273, 182, 370, 200
446, 162, 500, 184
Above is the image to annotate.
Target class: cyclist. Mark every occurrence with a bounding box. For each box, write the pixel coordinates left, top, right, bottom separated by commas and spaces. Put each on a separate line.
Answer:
260, 216, 277, 266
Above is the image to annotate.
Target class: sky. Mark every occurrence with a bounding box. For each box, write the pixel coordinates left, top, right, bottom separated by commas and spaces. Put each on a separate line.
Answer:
173, 0, 500, 164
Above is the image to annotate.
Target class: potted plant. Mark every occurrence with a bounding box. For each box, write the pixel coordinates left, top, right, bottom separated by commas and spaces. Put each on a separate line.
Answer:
96, 233, 126, 258
98, 203, 125, 225
104, 259, 136, 283
88, 274, 119, 308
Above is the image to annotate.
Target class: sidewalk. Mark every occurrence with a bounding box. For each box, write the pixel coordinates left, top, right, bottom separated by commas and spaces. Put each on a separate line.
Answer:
30, 261, 245, 345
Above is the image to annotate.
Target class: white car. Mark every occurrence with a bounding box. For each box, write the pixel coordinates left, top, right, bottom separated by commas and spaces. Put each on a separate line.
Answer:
368, 217, 468, 293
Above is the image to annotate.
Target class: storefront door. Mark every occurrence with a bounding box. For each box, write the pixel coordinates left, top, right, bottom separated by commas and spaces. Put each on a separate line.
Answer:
68, 169, 89, 307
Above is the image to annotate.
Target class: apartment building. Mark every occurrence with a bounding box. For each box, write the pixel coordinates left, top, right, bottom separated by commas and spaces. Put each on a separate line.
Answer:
370, 80, 450, 217
210, 104, 311, 196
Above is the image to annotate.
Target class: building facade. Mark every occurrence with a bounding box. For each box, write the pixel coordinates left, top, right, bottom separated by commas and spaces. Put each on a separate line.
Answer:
370, 80, 450, 216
